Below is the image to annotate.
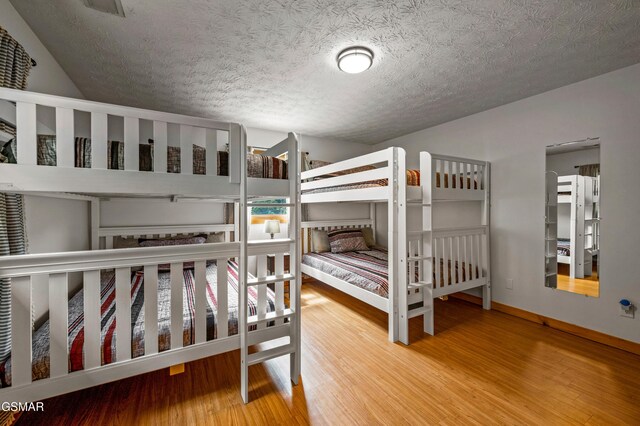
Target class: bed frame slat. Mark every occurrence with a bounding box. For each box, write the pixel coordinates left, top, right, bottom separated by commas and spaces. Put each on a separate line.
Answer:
275, 253, 285, 326
83, 270, 101, 369
91, 112, 108, 169
442, 238, 448, 287
206, 129, 218, 176
256, 255, 268, 331
16, 102, 37, 165
55, 107, 75, 168
11, 276, 32, 386
194, 260, 207, 344
170, 263, 183, 349
153, 121, 168, 173
49, 273, 69, 378
116, 267, 132, 361
124, 116, 140, 171
217, 259, 228, 339
180, 125, 194, 175
144, 265, 159, 355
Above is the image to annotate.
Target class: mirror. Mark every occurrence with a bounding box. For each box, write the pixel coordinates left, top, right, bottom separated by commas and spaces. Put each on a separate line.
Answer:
545, 139, 600, 297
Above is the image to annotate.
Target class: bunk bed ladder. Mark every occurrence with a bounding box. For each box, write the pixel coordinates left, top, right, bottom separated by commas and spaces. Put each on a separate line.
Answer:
239, 130, 301, 403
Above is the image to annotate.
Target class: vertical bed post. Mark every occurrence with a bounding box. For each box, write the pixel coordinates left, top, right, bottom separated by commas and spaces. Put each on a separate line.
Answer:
388, 147, 406, 343
397, 148, 408, 344
288, 132, 302, 383
420, 152, 435, 335
482, 162, 491, 310
235, 124, 249, 403
574, 176, 586, 279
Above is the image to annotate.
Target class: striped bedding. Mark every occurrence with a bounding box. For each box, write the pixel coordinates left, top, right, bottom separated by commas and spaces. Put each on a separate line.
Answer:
302, 250, 390, 298
303, 170, 420, 195
302, 249, 480, 298
303, 169, 479, 195
0, 260, 274, 387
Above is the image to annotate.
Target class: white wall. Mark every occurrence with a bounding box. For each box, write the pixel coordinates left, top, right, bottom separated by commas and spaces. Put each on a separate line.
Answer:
375, 63, 640, 343
0, 0, 83, 98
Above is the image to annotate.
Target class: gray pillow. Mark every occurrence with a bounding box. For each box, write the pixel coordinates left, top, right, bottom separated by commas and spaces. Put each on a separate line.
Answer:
113, 236, 141, 249
206, 232, 226, 243
327, 229, 369, 253
311, 229, 330, 253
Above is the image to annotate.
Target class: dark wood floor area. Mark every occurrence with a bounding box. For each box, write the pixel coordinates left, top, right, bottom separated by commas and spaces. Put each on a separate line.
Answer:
20, 280, 640, 425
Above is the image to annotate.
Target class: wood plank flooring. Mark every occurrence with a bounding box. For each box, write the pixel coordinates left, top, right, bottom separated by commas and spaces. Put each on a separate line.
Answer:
557, 264, 599, 297
19, 280, 639, 425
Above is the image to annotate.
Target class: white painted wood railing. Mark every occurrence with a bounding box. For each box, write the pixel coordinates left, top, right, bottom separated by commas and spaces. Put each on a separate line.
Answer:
0, 242, 239, 390
301, 148, 397, 203
408, 226, 489, 298
422, 153, 488, 201
0, 88, 241, 183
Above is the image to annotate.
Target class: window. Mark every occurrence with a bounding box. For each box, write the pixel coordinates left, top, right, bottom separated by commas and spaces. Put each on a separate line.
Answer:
251, 199, 288, 224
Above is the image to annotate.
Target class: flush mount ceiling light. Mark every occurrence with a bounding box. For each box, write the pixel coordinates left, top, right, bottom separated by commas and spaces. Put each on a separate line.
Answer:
337, 47, 374, 74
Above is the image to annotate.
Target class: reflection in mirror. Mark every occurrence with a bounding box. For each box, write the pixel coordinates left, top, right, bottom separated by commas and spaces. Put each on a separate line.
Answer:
545, 139, 600, 297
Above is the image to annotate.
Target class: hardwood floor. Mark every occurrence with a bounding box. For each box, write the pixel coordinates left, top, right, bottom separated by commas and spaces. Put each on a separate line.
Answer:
557, 263, 599, 297
19, 280, 640, 425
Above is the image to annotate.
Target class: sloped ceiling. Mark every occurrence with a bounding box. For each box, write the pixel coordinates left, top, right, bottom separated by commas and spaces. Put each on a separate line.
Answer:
10, 0, 640, 144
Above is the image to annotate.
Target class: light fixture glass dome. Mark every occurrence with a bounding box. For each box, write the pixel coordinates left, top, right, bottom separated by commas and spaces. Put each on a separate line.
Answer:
337, 47, 373, 74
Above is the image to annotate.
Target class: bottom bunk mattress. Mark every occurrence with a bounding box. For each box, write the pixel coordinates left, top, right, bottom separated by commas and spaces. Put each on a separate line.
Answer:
0, 260, 275, 387
302, 250, 390, 298
302, 249, 481, 299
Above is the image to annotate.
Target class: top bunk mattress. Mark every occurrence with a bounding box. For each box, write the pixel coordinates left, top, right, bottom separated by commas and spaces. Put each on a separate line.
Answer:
303, 160, 478, 195
0, 136, 288, 179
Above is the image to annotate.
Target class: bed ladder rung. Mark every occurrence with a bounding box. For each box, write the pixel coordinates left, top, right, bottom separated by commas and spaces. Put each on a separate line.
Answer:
247, 308, 295, 326
247, 343, 295, 366
408, 306, 432, 319
408, 281, 432, 289
247, 239, 294, 247
248, 273, 295, 286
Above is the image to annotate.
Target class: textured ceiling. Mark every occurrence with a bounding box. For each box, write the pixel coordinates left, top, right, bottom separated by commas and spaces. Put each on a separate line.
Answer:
11, 0, 640, 144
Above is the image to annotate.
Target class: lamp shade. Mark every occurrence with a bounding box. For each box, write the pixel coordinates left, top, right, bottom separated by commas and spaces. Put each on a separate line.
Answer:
264, 220, 281, 235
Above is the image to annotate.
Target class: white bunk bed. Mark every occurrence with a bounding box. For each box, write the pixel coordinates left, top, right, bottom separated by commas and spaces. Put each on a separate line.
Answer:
300, 148, 491, 345
557, 175, 599, 279
0, 88, 301, 404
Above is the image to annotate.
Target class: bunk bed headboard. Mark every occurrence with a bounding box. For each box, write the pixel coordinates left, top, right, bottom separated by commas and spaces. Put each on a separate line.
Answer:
301, 219, 374, 255
97, 224, 235, 250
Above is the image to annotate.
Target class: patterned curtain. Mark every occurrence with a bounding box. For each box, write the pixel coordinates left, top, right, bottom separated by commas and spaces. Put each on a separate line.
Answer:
578, 163, 599, 177
0, 26, 32, 135
0, 25, 31, 362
